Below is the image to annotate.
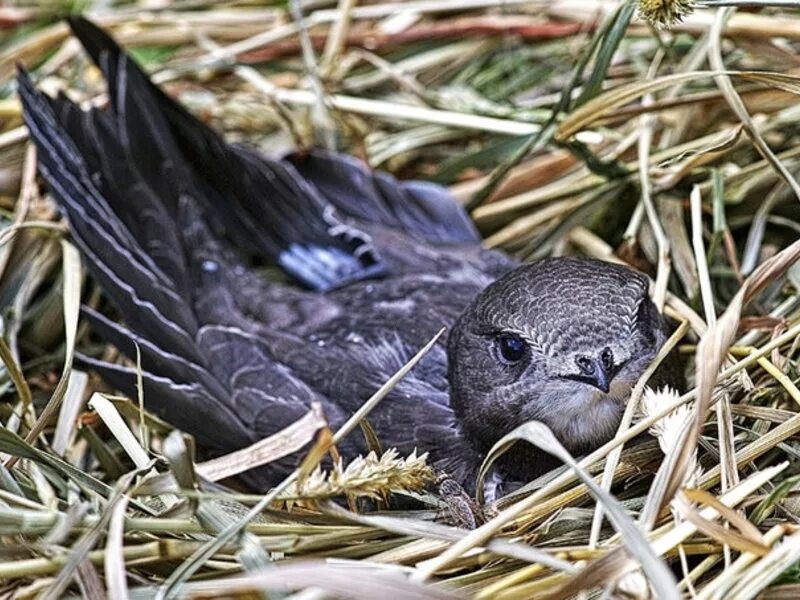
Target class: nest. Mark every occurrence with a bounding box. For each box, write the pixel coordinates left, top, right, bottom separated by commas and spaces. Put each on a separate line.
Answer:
0, 1, 799, 598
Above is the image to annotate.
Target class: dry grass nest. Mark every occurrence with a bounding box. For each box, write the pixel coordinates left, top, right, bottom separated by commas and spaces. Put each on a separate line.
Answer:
0, 1, 800, 598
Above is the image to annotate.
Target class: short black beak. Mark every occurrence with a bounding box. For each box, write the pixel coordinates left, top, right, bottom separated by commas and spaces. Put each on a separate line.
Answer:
568, 356, 611, 393
588, 359, 610, 394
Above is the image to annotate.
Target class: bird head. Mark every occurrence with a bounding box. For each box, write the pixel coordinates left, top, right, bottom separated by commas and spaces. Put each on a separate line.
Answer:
447, 257, 667, 477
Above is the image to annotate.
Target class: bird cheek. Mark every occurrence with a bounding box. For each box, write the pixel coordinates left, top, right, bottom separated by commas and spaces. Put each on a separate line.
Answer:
616, 356, 649, 385
509, 377, 553, 414
607, 377, 635, 402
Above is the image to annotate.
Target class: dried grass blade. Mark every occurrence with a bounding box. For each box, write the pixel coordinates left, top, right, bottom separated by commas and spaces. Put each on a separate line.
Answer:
52, 370, 88, 456
165, 560, 459, 600
575, 1, 635, 106
0, 421, 133, 506
695, 524, 787, 600
756, 354, 800, 408
741, 182, 791, 275
319, 0, 357, 77
699, 404, 800, 490
323, 502, 577, 573
11, 241, 82, 466
558, 72, 719, 141
683, 488, 766, 546
556, 70, 800, 142
196, 403, 327, 482
88, 394, 150, 470
0, 336, 32, 414
672, 493, 769, 556
254, 86, 541, 136
662, 238, 800, 508
709, 8, 800, 202
75, 561, 105, 600
105, 493, 131, 600
41, 467, 143, 600
637, 51, 671, 310
691, 183, 738, 541
442, 421, 678, 598
691, 186, 715, 327
725, 529, 800, 599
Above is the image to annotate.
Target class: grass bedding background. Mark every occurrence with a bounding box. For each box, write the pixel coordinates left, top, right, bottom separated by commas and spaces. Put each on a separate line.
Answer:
0, 0, 799, 598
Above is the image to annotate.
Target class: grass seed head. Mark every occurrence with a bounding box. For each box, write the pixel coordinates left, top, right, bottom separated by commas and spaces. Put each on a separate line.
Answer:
637, 0, 695, 29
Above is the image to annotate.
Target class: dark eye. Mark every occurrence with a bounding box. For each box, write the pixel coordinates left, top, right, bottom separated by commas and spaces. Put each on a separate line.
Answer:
600, 347, 614, 370
496, 334, 527, 363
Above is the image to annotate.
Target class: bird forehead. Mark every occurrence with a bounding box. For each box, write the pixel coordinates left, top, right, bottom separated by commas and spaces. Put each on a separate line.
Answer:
507, 310, 634, 356
484, 278, 642, 326
475, 259, 648, 353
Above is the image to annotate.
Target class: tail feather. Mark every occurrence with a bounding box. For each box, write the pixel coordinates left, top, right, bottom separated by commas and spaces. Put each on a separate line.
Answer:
18, 74, 201, 350
76, 353, 255, 450
20, 59, 347, 481
65, 17, 384, 289
81, 306, 229, 401
44, 80, 195, 293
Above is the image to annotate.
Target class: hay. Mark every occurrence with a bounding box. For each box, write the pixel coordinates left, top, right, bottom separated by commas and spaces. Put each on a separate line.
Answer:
0, 0, 799, 597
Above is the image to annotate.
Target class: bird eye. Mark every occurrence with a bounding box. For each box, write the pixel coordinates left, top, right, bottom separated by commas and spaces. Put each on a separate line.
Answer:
600, 347, 614, 370
496, 334, 527, 363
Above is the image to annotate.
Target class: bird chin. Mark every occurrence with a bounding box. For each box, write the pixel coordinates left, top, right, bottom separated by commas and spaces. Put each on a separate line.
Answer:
585, 378, 635, 405
529, 383, 629, 453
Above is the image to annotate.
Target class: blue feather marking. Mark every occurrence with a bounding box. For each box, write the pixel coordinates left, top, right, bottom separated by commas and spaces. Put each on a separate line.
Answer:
279, 244, 386, 291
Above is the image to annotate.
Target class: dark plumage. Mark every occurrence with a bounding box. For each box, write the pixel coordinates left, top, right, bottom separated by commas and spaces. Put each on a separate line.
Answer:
18, 18, 677, 494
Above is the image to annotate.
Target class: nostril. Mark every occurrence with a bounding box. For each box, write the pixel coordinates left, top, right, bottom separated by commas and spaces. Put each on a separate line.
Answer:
600, 347, 614, 370
575, 355, 593, 374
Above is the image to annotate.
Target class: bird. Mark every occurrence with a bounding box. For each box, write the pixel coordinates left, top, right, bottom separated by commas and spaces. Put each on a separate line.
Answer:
18, 17, 677, 495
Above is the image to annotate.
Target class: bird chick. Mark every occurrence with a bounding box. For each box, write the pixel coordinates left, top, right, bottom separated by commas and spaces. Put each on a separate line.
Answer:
17, 17, 678, 496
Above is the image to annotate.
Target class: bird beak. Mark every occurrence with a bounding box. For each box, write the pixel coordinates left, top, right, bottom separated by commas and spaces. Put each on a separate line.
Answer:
588, 359, 610, 394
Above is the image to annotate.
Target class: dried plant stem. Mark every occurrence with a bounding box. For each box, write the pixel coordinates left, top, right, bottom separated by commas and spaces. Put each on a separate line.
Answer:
588, 321, 690, 548
699, 388, 800, 489
637, 56, 670, 310
691, 186, 715, 328
319, 0, 357, 77
9, 242, 82, 468
691, 184, 738, 567
256, 85, 541, 136
708, 7, 800, 202
314, 0, 541, 21
290, 0, 336, 150
696, 524, 789, 599
0, 221, 67, 247
726, 528, 800, 598
755, 355, 800, 407
0, 539, 237, 580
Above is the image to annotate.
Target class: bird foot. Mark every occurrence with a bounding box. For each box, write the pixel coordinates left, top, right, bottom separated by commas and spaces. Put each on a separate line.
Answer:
434, 473, 485, 529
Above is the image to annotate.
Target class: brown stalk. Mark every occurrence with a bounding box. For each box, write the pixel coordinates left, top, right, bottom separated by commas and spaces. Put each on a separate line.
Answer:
660, 238, 800, 512
238, 17, 591, 62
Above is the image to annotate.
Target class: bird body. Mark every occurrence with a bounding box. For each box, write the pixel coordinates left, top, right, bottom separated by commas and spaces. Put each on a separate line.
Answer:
19, 18, 676, 494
